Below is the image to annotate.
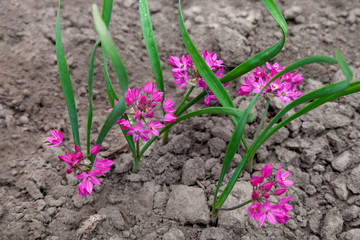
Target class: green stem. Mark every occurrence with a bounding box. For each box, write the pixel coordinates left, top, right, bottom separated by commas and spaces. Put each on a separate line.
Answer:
246, 97, 270, 172
162, 86, 195, 145
132, 140, 140, 172
216, 199, 252, 212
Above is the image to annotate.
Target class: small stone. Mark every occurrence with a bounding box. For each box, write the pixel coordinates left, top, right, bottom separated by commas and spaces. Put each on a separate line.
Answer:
340, 229, 360, 240
205, 158, 218, 172
98, 207, 125, 230
342, 205, 360, 221
305, 185, 317, 195
25, 180, 43, 200
166, 185, 210, 224
114, 153, 133, 174
193, 132, 211, 143
301, 121, 325, 135
331, 151, 353, 172
154, 192, 167, 209
210, 126, 232, 142
208, 138, 226, 157
313, 164, 325, 172
170, 135, 191, 154
321, 210, 344, 239
284, 6, 303, 20
309, 211, 323, 234
76, 214, 106, 240
331, 176, 348, 200
19, 115, 29, 125
163, 228, 185, 240
182, 157, 205, 185
347, 164, 360, 194
264, 127, 289, 146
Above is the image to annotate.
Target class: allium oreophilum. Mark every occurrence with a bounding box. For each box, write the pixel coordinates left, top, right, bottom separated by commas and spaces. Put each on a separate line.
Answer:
169, 50, 227, 105
45, 129, 114, 198
248, 163, 293, 226
109, 81, 177, 143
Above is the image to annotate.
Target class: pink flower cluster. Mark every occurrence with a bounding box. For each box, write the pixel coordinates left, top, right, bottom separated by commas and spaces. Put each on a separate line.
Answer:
46, 129, 114, 198
238, 62, 304, 102
168, 50, 228, 106
248, 163, 294, 226
110, 82, 177, 143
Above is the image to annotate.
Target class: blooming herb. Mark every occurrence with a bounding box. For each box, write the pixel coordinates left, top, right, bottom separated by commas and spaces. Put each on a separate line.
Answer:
46, 130, 114, 198
248, 164, 293, 226
169, 50, 227, 106
238, 62, 304, 102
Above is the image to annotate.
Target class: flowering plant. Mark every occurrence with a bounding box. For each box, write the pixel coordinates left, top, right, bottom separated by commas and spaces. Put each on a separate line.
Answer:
49, 0, 360, 227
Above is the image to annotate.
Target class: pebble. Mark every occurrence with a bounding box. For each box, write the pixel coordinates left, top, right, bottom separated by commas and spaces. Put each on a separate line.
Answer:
182, 157, 205, 185
25, 180, 43, 200
331, 151, 353, 172
331, 176, 348, 200
284, 6, 303, 20
166, 185, 210, 224
163, 228, 185, 240
347, 164, 360, 194
208, 138, 226, 157
342, 205, 360, 221
321, 210, 344, 239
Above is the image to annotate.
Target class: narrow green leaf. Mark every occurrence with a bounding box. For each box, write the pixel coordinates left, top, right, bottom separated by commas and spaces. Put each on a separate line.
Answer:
220, 0, 288, 83
92, 4, 129, 96
139, 0, 164, 92
101, 0, 113, 29
178, 0, 234, 110
87, 39, 101, 155
56, 0, 80, 147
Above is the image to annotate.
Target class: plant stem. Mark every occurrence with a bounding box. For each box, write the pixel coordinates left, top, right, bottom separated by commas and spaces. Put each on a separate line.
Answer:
215, 199, 252, 213
162, 86, 194, 145
132, 140, 140, 172
246, 97, 270, 172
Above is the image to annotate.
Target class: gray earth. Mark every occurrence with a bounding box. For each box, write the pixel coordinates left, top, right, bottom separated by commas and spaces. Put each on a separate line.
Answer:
1, 0, 360, 239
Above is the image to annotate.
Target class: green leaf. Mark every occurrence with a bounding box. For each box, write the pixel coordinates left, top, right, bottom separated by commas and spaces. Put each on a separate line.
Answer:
92, 4, 129, 96
101, 0, 113, 29
87, 39, 101, 155
56, 0, 80, 147
220, 0, 288, 83
178, 0, 234, 110
139, 0, 164, 92
139, 107, 251, 157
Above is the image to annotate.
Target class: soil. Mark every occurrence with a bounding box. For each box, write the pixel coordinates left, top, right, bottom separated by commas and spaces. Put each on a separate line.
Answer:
1, 0, 360, 239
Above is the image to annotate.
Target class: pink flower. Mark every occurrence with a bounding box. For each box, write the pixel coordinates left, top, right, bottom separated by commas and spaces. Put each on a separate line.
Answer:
276, 165, 293, 187
250, 176, 264, 186
275, 188, 287, 196
76, 171, 101, 198
261, 163, 273, 178
45, 129, 63, 148
258, 201, 283, 226
152, 89, 163, 102
163, 95, 176, 113
163, 113, 177, 123
143, 81, 155, 94
277, 83, 297, 102
237, 76, 255, 96
90, 145, 101, 155
251, 66, 267, 78
263, 182, 274, 192
58, 152, 80, 167
168, 55, 188, 72
204, 94, 217, 106
93, 158, 114, 175
278, 196, 293, 212
126, 121, 150, 143
248, 203, 262, 220
117, 119, 131, 130
147, 120, 164, 139
173, 72, 189, 89
266, 62, 285, 74
66, 168, 72, 174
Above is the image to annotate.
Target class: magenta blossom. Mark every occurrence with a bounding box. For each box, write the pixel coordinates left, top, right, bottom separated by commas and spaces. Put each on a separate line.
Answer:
238, 62, 303, 102
90, 145, 101, 155
276, 165, 294, 187
45, 129, 63, 148
126, 121, 151, 143
169, 50, 227, 105
258, 201, 284, 226
76, 171, 101, 199
147, 120, 164, 139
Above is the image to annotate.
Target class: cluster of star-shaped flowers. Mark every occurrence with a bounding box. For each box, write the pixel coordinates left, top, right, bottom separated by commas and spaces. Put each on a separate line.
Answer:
168, 50, 228, 106
238, 62, 304, 102
46, 129, 114, 198
248, 163, 294, 226
109, 81, 177, 143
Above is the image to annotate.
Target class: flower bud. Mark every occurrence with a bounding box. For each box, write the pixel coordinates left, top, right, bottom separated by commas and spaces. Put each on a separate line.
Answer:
74, 145, 81, 152
275, 188, 287, 196
66, 168, 72, 174
90, 145, 101, 155
143, 81, 155, 94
